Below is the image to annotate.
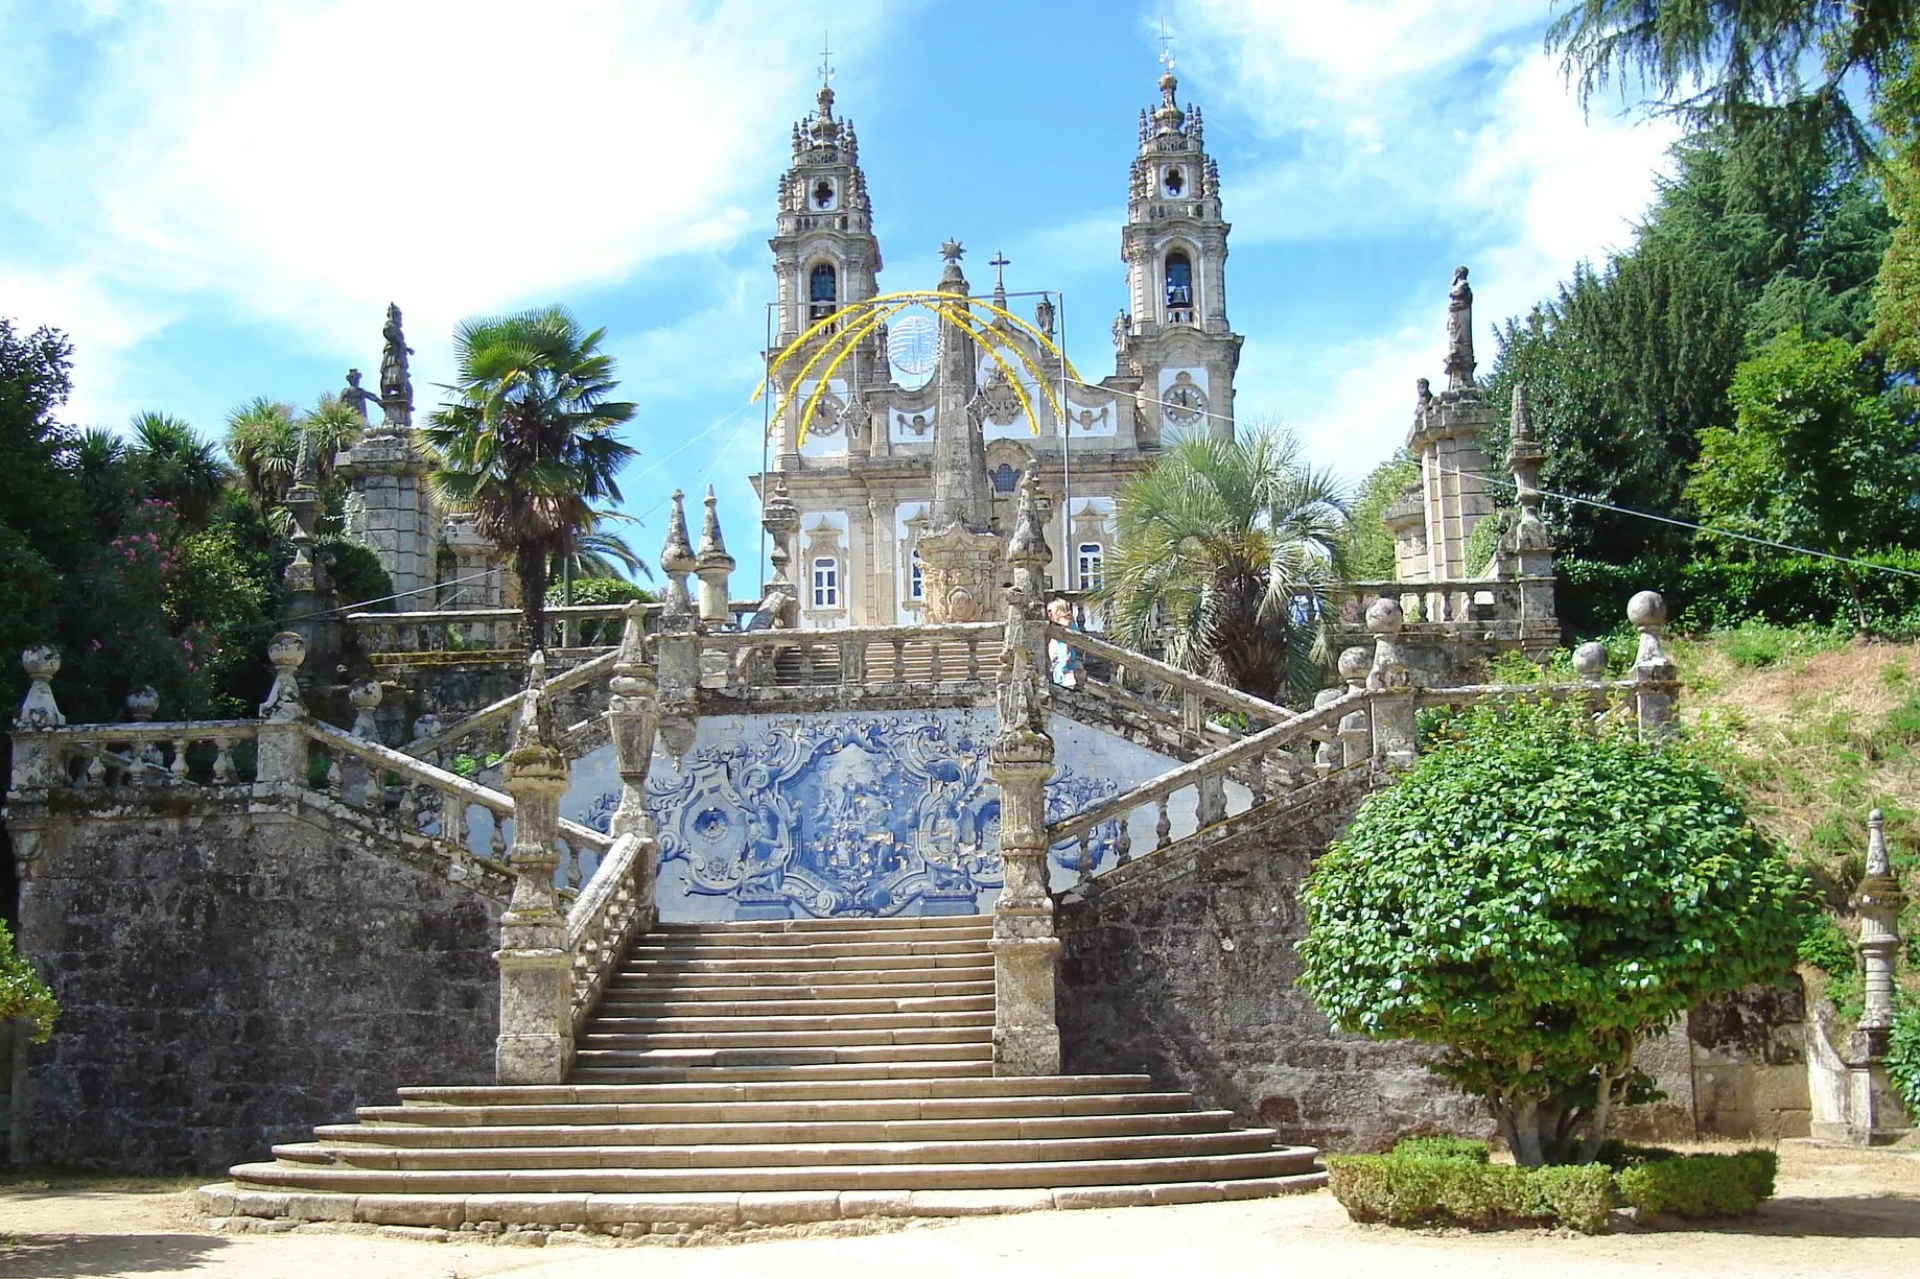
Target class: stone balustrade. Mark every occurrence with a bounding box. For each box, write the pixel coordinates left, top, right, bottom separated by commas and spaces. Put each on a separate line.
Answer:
700, 620, 1004, 696
564, 830, 653, 1035
13, 721, 260, 792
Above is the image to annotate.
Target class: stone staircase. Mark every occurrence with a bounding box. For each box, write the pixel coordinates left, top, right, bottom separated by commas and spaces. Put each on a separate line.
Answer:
202, 914, 1322, 1237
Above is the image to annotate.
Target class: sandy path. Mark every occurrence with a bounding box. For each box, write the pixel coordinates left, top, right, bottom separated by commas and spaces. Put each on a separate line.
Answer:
3, 1142, 1916, 1279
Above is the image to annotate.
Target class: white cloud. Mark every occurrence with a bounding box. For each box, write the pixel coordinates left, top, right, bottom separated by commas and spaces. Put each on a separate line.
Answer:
1167, 1, 1680, 476
1, 0, 899, 423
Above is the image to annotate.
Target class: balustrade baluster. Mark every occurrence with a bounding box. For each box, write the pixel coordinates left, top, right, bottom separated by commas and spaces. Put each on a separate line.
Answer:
489, 812, 507, 860
445, 792, 467, 849
170, 738, 189, 782
1197, 770, 1226, 826
400, 781, 420, 828
325, 748, 341, 795
966, 637, 980, 680
1115, 816, 1132, 866
1077, 832, 1093, 884
1248, 762, 1269, 806
1182, 691, 1202, 734
928, 641, 943, 683
1154, 796, 1171, 850
891, 639, 906, 683
362, 756, 381, 808
566, 842, 583, 890
85, 751, 106, 788
213, 736, 236, 784
838, 638, 864, 686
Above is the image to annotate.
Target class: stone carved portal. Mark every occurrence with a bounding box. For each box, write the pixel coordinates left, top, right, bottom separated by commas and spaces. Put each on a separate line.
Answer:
574, 711, 1149, 918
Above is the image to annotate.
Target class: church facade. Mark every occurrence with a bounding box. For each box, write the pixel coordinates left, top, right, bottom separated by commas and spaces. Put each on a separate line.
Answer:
754, 69, 1243, 629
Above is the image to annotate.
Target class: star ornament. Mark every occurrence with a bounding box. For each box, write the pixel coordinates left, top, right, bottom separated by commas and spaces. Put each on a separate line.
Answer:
939, 238, 965, 263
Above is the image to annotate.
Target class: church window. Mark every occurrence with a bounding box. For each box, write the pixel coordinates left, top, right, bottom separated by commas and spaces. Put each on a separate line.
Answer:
809, 263, 838, 321
1164, 166, 1185, 196
813, 177, 835, 209
990, 462, 1021, 494
812, 557, 840, 608
1077, 542, 1105, 592
909, 549, 923, 600
1165, 251, 1193, 322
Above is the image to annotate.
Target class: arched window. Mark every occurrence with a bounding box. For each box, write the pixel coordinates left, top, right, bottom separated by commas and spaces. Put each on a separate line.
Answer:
1077, 542, 1105, 592
908, 549, 924, 600
990, 462, 1021, 494
812, 557, 839, 608
1165, 251, 1193, 322
809, 263, 838, 321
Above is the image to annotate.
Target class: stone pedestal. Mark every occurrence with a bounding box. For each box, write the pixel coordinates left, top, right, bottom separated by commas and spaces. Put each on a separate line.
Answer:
991, 746, 1061, 1076
493, 658, 575, 1085
919, 523, 1004, 624
1409, 389, 1496, 581
1365, 600, 1417, 770
338, 433, 439, 608
440, 512, 511, 610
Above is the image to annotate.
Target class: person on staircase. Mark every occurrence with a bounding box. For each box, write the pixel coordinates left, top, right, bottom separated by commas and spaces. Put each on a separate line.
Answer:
1047, 596, 1081, 690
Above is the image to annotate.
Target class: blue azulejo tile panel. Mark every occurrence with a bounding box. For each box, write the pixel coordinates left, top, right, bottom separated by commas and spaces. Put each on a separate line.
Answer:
560, 710, 1182, 921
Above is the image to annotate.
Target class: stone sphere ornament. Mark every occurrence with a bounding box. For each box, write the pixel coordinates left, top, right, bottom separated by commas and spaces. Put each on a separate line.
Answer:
1364, 596, 1404, 637
22, 645, 60, 683
1572, 642, 1609, 680
1337, 646, 1372, 683
125, 686, 159, 722
267, 631, 308, 674
1627, 590, 1667, 630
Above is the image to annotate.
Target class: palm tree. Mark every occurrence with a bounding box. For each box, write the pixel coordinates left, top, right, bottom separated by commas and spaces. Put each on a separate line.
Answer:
128, 411, 230, 525
1100, 429, 1348, 704
224, 397, 300, 509
424, 305, 638, 651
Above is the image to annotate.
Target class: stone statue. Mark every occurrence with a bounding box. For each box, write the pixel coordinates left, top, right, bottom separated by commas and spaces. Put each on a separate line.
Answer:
1035, 295, 1055, 339
1444, 266, 1474, 390
1415, 376, 1433, 416
379, 303, 414, 428
1111, 310, 1130, 350
340, 369, 377, 422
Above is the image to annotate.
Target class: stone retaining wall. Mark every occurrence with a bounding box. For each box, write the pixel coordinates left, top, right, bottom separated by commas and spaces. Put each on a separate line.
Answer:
14, 792, 501, 1172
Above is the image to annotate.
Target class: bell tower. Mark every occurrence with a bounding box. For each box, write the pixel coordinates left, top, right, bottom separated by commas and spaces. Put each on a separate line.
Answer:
1115, 54, 1242, 442
766, 63, 884, 465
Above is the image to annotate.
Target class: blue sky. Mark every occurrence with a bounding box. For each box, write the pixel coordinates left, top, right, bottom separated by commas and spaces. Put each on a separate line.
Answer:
0, 0, 1677, 581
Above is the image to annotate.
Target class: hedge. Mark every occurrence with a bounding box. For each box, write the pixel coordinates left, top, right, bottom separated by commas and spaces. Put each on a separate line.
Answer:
1557, 549, 1920, 640
1327, 1138, 1777, 1233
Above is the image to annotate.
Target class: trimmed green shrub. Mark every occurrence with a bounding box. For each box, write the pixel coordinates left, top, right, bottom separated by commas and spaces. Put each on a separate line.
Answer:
1392, 1136, 1490, 1164
318, 534, 394, 611
1615, 1150, 1778, 1219
1327, 1150, 1611, 1234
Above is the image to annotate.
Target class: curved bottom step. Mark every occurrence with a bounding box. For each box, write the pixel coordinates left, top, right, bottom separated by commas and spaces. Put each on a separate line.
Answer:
198, 1168, 1327, 1236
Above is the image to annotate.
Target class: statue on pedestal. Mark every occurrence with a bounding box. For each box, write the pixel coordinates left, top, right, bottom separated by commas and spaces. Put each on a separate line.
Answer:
1444, 266, 1474, 391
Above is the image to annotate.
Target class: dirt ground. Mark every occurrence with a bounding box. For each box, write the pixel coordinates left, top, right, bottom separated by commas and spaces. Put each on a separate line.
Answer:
2, 1141, 1917, 1279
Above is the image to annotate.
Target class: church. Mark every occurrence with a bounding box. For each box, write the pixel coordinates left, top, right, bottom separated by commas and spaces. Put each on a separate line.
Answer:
753, 64, 1243, 628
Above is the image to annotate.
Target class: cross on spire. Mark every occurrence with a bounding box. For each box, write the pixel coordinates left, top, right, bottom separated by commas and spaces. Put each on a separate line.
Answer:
1158, 18, 1175, 73
818, 31, 835, 87
989, 251, 1011, 291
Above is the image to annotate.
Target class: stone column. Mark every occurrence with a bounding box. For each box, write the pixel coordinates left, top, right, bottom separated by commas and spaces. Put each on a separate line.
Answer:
654, 491, 701, 765
494, 652, 575, 1085
1366, 599, 1417, 770
252, 632, 309, 801
1629, 591, 1679, 743
1848, 809, 1912, 1145
694, 486, 736, 628
606, 603, 661, 928
920, 244, 1004, 624
990, 467, 1061, 1076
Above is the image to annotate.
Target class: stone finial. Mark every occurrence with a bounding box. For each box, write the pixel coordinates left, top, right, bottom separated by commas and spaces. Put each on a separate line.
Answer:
1867, 808, 1891, 879
694, 485, 736, 627
1337, 645, 1373, 686
258, 631, 308, 721
660, 489, 697, 621
1628, 591, 1669, 666
348, 678, 383, 740
125, 686, 159, 723
1506, 384, 1551, 551
763, 475, 799, 536
696, 485, 732, 565
1006, 464, 1052, 569
1443, 266, 1474, 391
1854, 809, 1907, 1038
1365, 596, 1404, 639
15, 646, 64, 731
1573, 642, 1609, 680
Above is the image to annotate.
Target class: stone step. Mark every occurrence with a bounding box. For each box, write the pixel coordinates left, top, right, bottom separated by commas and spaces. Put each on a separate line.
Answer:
571, 1041, 994, 1070
587, 994, 995, 1019
577, 1025, 992, 1052
648, 924, 994, 947
584, 1011, 993, 1035
315, 1110, 1239, 1150
273, 1128, 1279, 1172
566, 1060, 995, 1085
651, 914, 991, 935
230, 1146, 1317, 1196
394, 1074, 1158, 1108
614, 954, 993, 975
354, 1091, 1196, 1129
598, 969, 992, 992
623, 938, 990, 961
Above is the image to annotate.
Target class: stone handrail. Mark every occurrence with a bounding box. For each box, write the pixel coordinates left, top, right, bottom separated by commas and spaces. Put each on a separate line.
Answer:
17, 720, 258, 790
348, 600, 761, 657
1328, 577, 1557, 628
405, 649, 622, 762
1044, 689, 1364, 857
1047, 622, 1289, 732
563, 830, 651, 1034
305, 721, 611, 889
702, 620, 1004, 691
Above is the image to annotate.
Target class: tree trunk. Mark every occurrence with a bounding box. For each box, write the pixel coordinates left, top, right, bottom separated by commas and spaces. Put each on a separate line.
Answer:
517, 543, 550, 655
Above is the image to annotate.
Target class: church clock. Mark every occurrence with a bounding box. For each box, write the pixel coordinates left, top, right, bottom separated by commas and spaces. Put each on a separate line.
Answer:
1161, 375, 1207, 428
